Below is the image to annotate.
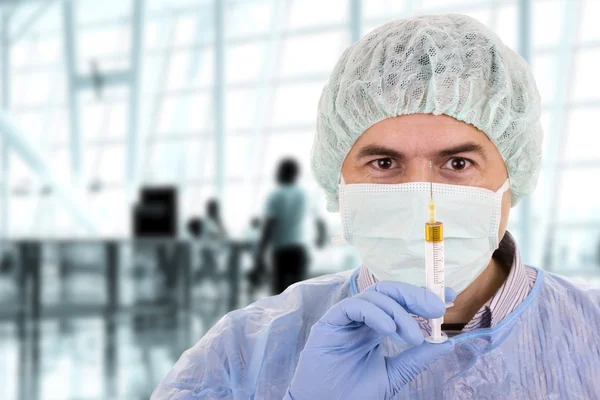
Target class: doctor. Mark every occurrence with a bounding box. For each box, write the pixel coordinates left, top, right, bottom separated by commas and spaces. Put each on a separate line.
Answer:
152, 14, 600, 399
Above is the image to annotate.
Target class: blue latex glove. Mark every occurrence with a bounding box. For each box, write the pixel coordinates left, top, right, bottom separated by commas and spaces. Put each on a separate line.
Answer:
284, 282, 457, 400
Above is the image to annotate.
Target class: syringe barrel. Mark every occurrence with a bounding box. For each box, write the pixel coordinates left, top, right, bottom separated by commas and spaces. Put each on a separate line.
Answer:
425, 221, 445, 342
425, 222, 445, 300
425, 222, 443, 242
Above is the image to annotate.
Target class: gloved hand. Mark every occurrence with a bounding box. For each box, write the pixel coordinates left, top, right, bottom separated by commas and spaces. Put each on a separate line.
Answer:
284, 282, 456, 400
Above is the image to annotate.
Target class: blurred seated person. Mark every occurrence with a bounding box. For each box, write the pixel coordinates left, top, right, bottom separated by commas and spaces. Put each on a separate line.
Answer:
243, 217, 262, 250
205, 198, 227, 241
187, 208, 224, 281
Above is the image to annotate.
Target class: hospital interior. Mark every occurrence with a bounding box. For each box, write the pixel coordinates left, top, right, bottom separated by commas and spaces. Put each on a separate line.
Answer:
0, 0, 599, 399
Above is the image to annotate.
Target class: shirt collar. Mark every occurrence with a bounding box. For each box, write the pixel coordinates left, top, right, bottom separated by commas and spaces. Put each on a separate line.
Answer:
474, 231, 535, 329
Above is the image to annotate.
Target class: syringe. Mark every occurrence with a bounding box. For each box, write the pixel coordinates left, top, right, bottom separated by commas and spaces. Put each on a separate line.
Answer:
424, 162, 448, 344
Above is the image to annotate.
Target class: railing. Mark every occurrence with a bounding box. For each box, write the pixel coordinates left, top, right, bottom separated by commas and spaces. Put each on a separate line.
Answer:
0, 239, 255, 400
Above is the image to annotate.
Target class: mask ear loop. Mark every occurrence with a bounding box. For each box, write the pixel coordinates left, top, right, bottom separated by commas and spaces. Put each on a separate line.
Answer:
491, 178, 510, 250
334, 174, 348, 244
497, 178, 510, 194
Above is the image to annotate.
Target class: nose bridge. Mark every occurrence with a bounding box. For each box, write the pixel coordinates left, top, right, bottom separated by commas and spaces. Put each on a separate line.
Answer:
404, 158, 432, 183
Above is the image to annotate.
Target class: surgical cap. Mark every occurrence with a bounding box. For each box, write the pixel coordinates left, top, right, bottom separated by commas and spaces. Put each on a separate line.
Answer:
312, 14, 543, 211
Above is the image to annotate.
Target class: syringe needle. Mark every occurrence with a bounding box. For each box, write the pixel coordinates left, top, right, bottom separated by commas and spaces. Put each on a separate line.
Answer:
428, 162, 436, 224
429, 161, 433, 199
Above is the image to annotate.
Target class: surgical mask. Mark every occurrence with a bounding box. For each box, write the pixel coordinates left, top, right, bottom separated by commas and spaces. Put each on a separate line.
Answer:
338, 178, 510, 294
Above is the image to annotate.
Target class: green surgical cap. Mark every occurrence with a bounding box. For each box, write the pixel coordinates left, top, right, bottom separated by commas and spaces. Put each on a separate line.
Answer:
312, 14, 543, 211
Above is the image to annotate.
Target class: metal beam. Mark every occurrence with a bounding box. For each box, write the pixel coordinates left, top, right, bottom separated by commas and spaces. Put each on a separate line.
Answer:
1, 12, 10, 241
0, 110, 99, 234
403, 0, 415, 16
62, 0, 82, 184
10, 0, 56, 43
350, 0, 361, 42
244, 0, 288, 210
127, 0, 144, 194
365, 0, 496, 23
0, 2, 17, 17
75, 70, 131, 89
542, 0, 581, 270
163, 11, 212, 186
214, 0, 225, 200
1, 0, 44, 5
517, 0, 532, 263
140, 18, 177, 183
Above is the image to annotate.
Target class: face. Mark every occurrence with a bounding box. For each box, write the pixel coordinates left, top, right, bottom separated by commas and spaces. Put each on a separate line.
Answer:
341, 113, 511, 240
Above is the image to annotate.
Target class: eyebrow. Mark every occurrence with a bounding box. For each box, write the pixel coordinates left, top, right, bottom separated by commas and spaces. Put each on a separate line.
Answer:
437, 143, 488, 160
356, 145, 406, 161
355, 142, 488, 161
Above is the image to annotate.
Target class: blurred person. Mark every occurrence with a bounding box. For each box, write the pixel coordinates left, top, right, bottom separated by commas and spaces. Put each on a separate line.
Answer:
243, 217, 262, 245
152, 14, 600, 400
191, 199, 228, 280
205, 198, 228, 240
0, 245, 15, 275
186, 217, 206, 279
186, 217, 204, 238
242, 217, 262, 270
249, 158, 326, 295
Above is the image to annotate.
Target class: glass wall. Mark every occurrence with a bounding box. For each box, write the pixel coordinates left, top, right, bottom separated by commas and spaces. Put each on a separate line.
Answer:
1, 1, 600, 398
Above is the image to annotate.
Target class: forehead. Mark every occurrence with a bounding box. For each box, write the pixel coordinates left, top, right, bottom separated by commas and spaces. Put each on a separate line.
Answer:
352, 114, 494, 154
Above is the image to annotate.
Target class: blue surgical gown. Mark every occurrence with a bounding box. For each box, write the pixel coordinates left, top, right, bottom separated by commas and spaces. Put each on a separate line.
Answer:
151, 267, 600, 399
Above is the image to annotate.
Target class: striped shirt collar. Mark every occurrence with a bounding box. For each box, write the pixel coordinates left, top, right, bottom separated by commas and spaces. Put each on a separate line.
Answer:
356, 231, 536, 333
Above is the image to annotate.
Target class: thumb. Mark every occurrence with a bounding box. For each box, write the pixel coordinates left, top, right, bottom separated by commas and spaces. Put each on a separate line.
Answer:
386, 340, 454, 395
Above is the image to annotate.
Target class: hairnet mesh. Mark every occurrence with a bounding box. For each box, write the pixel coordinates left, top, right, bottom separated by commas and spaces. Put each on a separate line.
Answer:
311, 14, 543, 211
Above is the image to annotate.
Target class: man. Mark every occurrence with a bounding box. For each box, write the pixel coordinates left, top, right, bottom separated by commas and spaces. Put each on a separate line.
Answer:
250, 158, 326, 295
152, 14, 600, 399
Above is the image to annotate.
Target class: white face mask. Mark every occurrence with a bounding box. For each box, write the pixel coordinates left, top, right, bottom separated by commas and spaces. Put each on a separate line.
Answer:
338, 178, 510, 294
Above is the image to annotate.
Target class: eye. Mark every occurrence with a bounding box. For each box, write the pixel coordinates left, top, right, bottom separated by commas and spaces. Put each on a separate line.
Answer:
370, 158, 397, 170
443, 157, 472, 171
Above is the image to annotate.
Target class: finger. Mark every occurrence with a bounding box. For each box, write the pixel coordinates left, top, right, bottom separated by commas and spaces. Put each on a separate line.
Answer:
445, 287, 457, 303
420, 287, 456, 304
373, 281, 446, 318
322, 297, 396, 336
386, 340, 455, 394
359, 290, 424, 346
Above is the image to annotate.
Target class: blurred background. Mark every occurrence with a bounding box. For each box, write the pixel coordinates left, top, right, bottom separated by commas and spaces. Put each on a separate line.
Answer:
0, 0, 599, 398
